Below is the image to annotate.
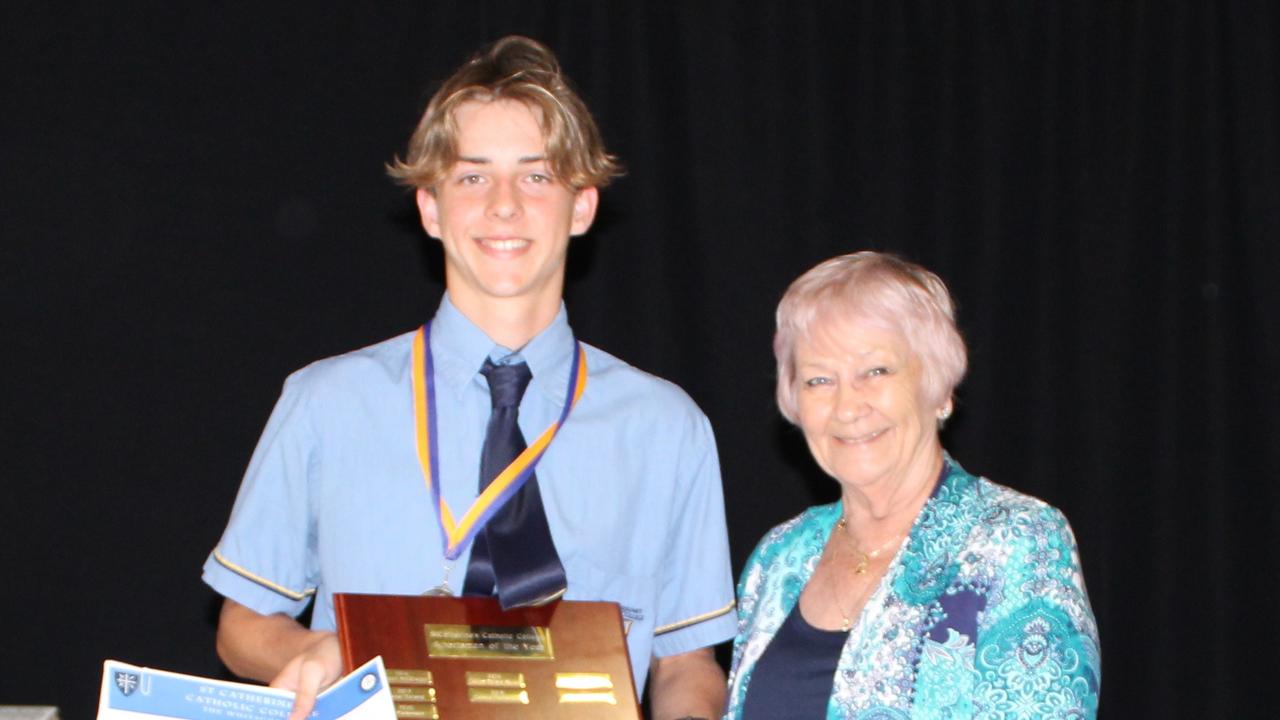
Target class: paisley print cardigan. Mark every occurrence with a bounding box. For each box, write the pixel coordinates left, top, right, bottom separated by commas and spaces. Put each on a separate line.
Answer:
725, 457, 1100, 719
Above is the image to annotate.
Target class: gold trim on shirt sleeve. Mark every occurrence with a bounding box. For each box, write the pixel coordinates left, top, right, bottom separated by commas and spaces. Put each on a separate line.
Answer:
653, 600, 736, 636
213, 549, 316, 601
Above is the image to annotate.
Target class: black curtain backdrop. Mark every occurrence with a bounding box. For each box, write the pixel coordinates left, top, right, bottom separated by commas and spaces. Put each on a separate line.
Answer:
3, 2, 1277, 718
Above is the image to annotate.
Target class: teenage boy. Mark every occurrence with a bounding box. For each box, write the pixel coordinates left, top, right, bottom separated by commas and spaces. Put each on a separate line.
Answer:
203, 36, 735, 720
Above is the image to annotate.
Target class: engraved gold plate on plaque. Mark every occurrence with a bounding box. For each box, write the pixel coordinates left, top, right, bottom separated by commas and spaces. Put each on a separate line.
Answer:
557, 672, 617, 704
394, 702, 439, 719
391, 686, 436, 702
555, 672, 613, 690
559, 691, 618, 705
425, 624, 554, 660
387, 669, 434, 686
464, 671, 527, 689
467, 687, 530, 704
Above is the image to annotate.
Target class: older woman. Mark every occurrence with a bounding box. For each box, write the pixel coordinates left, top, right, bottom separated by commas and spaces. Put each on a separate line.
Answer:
725, 252, 1100, 718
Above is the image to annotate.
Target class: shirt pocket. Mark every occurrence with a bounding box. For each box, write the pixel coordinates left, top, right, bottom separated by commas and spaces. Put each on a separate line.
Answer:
562, 553, 658, 639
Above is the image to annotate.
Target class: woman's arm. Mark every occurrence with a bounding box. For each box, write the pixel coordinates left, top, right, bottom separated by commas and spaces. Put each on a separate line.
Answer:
973, 508, 1101, 717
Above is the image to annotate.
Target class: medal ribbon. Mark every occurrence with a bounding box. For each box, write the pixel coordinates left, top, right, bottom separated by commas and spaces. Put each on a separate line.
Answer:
412, 322, 587, 561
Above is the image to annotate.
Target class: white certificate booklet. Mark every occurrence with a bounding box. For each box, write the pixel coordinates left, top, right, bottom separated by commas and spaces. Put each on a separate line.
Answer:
97, 656, 395, 719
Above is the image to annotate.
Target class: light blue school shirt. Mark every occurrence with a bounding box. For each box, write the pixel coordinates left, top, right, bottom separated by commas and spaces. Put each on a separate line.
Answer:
203, 294, 737, 691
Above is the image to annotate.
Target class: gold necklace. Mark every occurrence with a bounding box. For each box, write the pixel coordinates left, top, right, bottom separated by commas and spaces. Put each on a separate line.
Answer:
829, 577, 874, 633
836, 517, 906, 575
827, 518, 907, 631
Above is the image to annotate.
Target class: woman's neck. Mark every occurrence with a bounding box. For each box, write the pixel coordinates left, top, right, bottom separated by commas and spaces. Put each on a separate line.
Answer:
840, 448, 943, 540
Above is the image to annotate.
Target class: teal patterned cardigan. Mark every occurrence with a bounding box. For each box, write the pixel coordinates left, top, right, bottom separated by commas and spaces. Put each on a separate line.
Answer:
725, 457, 1100, 719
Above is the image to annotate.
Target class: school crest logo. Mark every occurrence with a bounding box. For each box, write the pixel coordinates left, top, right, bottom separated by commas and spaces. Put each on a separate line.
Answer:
621, 606, 645, 636
114, 671, 140, 696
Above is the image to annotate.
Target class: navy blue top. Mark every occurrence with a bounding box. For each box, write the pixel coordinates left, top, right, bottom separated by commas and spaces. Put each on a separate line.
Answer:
740, 604, 847, 719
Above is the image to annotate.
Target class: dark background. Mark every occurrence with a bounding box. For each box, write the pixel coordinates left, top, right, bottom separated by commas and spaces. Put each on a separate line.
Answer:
3, 2, 1278, 718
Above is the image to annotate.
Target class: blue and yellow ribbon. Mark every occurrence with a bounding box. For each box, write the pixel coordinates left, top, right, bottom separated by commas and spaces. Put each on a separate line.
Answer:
412, 322, 587, 561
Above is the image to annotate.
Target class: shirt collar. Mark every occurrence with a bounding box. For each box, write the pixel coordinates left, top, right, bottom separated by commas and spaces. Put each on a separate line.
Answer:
429, 292, 576, 404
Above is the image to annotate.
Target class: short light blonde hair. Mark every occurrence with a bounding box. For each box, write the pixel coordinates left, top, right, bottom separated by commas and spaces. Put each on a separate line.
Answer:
387, 35, 622, 192
774, 251, 968, 423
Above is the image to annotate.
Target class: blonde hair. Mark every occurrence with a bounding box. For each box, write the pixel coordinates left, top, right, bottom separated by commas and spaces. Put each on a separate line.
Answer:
774, 252, 968, 423
387, 36, 622, 191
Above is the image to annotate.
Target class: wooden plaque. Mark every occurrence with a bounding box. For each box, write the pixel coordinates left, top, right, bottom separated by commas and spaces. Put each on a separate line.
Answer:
334, 594, 640, 719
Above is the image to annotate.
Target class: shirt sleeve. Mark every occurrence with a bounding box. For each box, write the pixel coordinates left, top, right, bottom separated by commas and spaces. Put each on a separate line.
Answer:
201, 369, 321, 619
650, 412, 738, 658
973, 507, 1102, 718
